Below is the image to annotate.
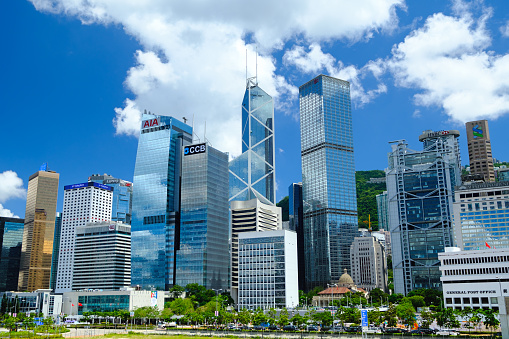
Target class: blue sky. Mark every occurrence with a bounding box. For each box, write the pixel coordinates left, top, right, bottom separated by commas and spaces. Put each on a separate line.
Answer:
2, 0, 509, 218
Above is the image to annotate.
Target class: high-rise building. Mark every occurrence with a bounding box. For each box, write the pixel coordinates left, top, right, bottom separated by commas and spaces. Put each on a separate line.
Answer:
289, 183, 306, 290
73, 221, 131, 291
372, 229, 391, 257
49, 212, 62, 291
376, 191, 389, 231
55, 182, 113, 292
0, 217, 24, 291
386, 130, 462, 294
350, 236, 388, 292
230, 198, 281, 302
176, 143, 229, 290
466, 120, 495, 182
131, 114, 193, 290
238, 230, 298, 310
18, 168, 59, 291
89, 174, 133, 224
229, 77, 275, 205
299, 75, 358, 290
453, 181, 509, 250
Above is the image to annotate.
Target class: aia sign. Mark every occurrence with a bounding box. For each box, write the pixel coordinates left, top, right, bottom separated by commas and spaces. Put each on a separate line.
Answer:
142, 118, 159, 129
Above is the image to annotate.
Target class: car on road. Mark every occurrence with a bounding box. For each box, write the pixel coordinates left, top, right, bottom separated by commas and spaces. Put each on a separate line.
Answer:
331, 326, 344, 333
283, 325, 297, 331
345, 326, 362, 333
383, 327, 408, 333
365, 327, 382, 334
436, 329, 459, 336
306, 325, 319, 331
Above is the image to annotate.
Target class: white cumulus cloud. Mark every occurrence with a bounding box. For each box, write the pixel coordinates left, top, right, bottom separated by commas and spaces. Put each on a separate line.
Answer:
388, 4, 509, 123
283, 44, 388, 105
0, 170, 26, 204
29, 0, 404, 157
0, 204, 19, 218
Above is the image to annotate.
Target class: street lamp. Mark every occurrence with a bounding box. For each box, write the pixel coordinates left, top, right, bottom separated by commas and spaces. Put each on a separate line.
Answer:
212, 289, 223, 329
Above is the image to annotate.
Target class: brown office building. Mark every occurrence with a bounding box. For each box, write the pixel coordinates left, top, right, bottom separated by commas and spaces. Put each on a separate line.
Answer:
466, 120, 495, 182
18, 168, 59, 291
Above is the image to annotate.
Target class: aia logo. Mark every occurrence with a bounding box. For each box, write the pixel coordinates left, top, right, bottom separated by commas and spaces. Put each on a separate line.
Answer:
142, 118, 159, 129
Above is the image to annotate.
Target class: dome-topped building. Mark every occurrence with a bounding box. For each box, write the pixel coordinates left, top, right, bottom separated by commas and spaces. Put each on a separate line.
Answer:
311, 269, 367, 307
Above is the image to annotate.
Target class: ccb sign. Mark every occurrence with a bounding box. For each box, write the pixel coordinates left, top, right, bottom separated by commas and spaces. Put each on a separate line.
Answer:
184, 143, 206, 156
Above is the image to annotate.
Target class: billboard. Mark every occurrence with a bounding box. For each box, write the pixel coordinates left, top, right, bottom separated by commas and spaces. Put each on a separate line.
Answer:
64, 182, 113, 191
184, 143, 206, 156
150, 291, 158, 307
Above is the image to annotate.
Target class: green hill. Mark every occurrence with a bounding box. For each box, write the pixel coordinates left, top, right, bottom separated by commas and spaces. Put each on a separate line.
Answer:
355, 170, 386, 231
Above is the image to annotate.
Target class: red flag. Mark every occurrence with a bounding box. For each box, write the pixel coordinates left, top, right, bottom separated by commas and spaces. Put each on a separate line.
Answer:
78, 303, 82, 306
72, 304, 75, 306
486, 242, 491, 248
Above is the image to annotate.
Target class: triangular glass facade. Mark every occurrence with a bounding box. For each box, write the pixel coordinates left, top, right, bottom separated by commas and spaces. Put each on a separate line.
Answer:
229, 77, 275, 205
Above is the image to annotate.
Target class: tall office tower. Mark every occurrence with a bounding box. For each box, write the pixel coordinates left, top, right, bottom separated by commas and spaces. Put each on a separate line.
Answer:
376, 191, 389, 231
299, 75, 358, 291
238, 229, 298, 310
466, 120, 495, 182
372, 229, 391, 257
453, 182, 509, 250
176, 143, 229, 290
89, 174, 133, 224
18, 167, 59, 291
73, 221, 131, 290
49, 212, 62, 290
55, 182, 113, 292
131, 114, 193, 290
229, 77, 276, 205
0, 217, 24, 291
386, 130, 462, 294
230, 198, 281, 302
350, 236, 388, 292
289, 183, 306, 290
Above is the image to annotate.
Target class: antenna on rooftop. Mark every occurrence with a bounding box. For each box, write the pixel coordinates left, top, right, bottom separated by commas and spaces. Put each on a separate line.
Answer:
256, 46, 258, 81
246, 49, 248, 81
183, 117, 187, 124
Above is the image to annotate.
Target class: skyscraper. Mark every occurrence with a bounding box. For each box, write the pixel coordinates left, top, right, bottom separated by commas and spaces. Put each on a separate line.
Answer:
386, 130, 461, 294
350, 236, 388, 292
289, 183, 305, 290
229, 77, 275, 205
18, 167, 59, 291
49, 212, 62, 291
89, 174, 133, 224
56, 182, 113, 292
131, 114, 192, 290
176, 143, 229, 290
0, 217, 24, 291
73, 221, 131, 290
299, 75, 358, 291
466, 120, 495, 182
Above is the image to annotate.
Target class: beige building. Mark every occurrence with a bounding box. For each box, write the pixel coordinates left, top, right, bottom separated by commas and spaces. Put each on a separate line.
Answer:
350, 236, 388, 292
230, 198, 281, 304
18, 169, 60, 291
466, 120, 495, 182
312, 270, 366, 307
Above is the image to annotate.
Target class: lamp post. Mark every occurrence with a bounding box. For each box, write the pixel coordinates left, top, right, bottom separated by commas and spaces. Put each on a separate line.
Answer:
212, 289, 223, 329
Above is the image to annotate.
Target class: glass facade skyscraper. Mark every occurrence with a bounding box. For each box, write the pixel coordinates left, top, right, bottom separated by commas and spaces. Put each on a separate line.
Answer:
299, 75, 359, 291
89, 174, 133, 224
49, 212, 62, 291
386, 130, 462, 294
229, 77, 275, 205
0, 217, 24, 291
176, 143, 229, 290
19, 169, 59, 291
131, 114, 192, 290
288, 183, 305, 290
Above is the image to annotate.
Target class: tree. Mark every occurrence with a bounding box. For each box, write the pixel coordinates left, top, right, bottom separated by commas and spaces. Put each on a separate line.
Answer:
420, 309, 435, 329
388, 293, 404, 304
312, 311, 333, 327
481, 309, 500, 331
277, 308, 290, 326
407, 288, 443, 307
291, 313, 306, 327
0, 294, 7, 314
368, 309, 383, 326
169, 298, 194, 315
396, 301, 416, 328
435, 307, 459, 329
237, 309, 251, 325
267, 308, 277, 325
368, 288, 387, 306
170, 285, 185, 298
384, 304, 398, 327
252, 309, 267, 325
402, 296, 425, 309
185, 283, 215, 306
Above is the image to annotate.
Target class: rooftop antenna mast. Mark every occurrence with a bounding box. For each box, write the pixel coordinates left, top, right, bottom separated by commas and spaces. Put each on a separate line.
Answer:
191, 113, 200, 143
256, 46, 258, 81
